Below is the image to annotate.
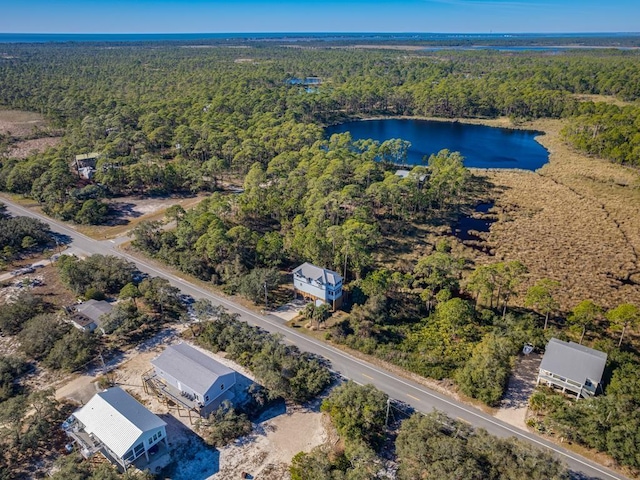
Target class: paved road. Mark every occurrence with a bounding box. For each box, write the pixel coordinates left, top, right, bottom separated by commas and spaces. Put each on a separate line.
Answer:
1, 197, 627, 480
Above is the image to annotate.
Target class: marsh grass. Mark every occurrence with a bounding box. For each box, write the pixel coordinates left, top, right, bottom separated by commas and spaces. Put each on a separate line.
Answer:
475, 118, 640, 310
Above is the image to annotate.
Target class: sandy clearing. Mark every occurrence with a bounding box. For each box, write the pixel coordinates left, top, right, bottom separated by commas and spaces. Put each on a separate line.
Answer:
495, 352, 542, 430
5, 137, 61, 159
55, 373, 101, 405
79, 194, 206, 239
214, 406, 326, 480
0, 110, 49, 136
54, 332, 327, 480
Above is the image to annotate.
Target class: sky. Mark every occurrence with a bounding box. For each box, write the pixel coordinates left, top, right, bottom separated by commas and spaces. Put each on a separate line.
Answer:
1, 0, 638, 34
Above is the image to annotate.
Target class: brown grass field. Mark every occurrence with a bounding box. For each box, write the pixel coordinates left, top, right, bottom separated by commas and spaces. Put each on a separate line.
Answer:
0, 109, 49, 136
470, 118, 640, 310
0, 109, 61, 157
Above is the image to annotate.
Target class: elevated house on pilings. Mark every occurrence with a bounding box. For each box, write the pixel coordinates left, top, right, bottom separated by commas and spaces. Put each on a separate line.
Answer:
62, 387, 168, 472
143, 342, 237, 422
292, 262, 343, 311
537, 338, 607, 399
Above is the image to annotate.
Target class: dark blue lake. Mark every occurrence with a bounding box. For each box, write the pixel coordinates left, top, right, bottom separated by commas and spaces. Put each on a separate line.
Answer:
326, 119, 549, 170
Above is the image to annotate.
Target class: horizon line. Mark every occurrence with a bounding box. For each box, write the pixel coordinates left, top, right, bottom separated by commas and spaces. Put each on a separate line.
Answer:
2, 31, 640, 35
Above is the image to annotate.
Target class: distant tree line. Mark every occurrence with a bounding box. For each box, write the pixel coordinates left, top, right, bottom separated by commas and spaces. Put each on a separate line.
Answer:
0, 45, 639, 221
562, 102, 640, 167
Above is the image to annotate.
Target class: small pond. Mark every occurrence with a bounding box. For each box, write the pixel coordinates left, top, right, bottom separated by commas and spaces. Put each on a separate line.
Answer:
453, 202, 495, 241
326, 119, 549, 170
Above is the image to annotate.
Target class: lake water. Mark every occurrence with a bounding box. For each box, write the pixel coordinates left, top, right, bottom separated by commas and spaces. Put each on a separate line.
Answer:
454, 203, 495, 241
326, 119, 549, 170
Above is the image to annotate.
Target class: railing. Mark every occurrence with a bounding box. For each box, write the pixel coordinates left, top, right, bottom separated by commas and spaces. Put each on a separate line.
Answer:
65, 429, 103, 458
538, 373, 595, 398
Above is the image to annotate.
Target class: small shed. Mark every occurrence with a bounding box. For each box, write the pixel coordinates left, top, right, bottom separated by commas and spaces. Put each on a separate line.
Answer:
395, 169, 427, 183
537, 338, 607, 399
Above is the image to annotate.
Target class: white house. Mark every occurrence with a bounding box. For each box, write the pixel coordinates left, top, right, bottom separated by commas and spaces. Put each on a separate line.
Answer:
537, 338, 607, 399
149, 343, 237, 417
63, 387, 168, 471
292, 262, 343, 310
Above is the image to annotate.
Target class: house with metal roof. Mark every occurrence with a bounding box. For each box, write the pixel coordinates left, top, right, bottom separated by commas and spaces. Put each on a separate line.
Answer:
147, 343, 237, 418
70, 299, 113, 334
395, 168, 427, 183
292, 262, 343, 310
537, 338, 608, 399
63, 387, 168, 471
72, 152, 100, 179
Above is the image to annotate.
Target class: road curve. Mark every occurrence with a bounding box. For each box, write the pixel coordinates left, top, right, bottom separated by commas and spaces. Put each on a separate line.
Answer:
1, 197, 628, 480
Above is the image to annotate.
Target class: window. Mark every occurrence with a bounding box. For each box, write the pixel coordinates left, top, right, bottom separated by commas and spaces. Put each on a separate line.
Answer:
149, 438, 153, 445
133, 442, 144, 457
157, 430, 162, 438
220, 384, 224, 390
205, 395, 209, 401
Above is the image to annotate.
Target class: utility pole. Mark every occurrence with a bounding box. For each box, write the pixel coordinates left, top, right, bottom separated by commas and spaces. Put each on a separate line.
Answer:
264, 281, 268, 309
385, 397, 391, 428
98, 351, 107, 376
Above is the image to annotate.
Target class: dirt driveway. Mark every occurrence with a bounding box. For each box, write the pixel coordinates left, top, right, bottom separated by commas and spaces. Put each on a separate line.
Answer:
494, 352, 542, 430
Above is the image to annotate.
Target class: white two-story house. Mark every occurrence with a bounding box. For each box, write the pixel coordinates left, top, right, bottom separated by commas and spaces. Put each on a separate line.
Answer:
292, 262, 343, 310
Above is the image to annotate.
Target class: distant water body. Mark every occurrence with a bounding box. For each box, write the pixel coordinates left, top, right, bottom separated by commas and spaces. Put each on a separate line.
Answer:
0, 32, 637, 44
326, 119, 549, 170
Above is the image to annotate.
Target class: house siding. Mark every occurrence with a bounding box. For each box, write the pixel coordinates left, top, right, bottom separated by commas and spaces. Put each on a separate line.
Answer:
294, 277, 329, 301
154, 366, 236, 407
203, 372, 236, 406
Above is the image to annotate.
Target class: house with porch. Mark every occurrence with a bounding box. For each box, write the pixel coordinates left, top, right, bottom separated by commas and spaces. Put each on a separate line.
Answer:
292, 262, 343, 310
537, 338, 607, 399
63, 387, 168, 472
147, 342, 237, 418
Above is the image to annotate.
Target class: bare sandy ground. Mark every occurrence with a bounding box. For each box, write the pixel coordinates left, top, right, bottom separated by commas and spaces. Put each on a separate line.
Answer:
5, 137, 61, 159
55, 333, 327, 480
495, 353, 542, 430
0, 110, 48, 136
214, 406, 326, 480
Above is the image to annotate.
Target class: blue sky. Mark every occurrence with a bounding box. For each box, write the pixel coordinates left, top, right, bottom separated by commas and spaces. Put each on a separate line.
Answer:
1, 0, 638, 34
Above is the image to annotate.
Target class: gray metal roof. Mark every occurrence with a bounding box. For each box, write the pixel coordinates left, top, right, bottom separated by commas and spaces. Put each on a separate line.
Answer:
540, 338, 607, 385
151, 343, 235, 397
293, 262, 342, 286
73, 387, 166, 458
75, 152, 100, 161
76, 300, 113, 324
